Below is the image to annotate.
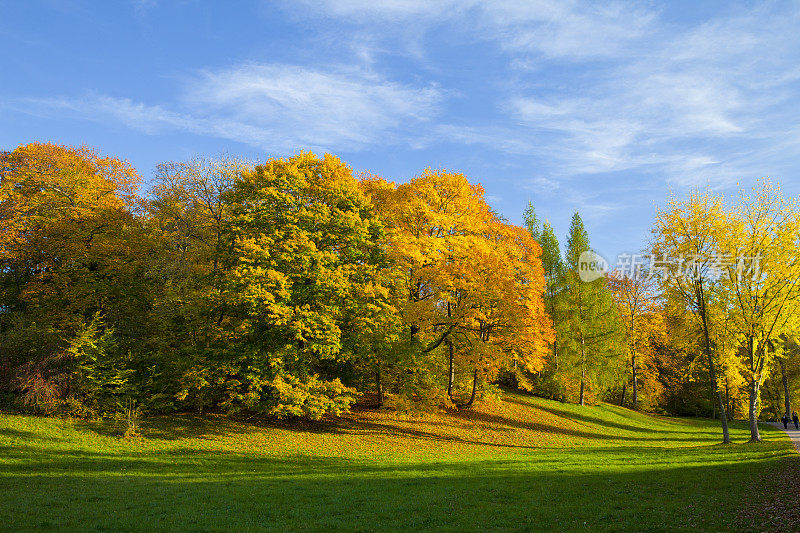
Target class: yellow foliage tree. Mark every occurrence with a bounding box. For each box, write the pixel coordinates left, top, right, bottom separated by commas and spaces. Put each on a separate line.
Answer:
652, 191, 731, 443
608, 271, 661, 409
716, 180, 800, 441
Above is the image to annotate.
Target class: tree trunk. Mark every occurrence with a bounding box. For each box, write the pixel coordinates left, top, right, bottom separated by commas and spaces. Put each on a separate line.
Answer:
446, 301, 455, 401
696, 282, 729, 444
579, 331, 586, 406
375, 364, 384, 407
461, 369, 479, 408
725, 375, 731, 420
713, 373, 729, 443
780, 358, 791, 419
749, 378, 762, 442
447, 339, 455, 401
631, 351, 638, 409
620, 384, 626, 407
553, 339, 558, 370
746, 337, 767, 443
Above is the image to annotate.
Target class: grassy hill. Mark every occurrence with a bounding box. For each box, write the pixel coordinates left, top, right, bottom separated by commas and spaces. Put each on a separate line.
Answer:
1, 392, 797, 531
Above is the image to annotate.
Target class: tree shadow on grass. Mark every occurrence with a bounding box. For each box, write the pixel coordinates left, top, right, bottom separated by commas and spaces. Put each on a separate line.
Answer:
0, 444, 364, 477
0, 444, 794, 532
70, 396, 741, 449
503, 396, 725, 438
76, 413, 258, 441
0, 426, 67, 443
0, 427, 38, 439
316, 418, 543, 449
262, 410, 724, 449
458, 408, 729, 443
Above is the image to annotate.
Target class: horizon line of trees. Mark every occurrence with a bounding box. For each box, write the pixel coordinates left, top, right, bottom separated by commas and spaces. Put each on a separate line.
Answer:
2, 142, 799, 443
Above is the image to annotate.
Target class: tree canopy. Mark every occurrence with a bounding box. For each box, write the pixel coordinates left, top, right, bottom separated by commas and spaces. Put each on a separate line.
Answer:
3, 142, 800, 436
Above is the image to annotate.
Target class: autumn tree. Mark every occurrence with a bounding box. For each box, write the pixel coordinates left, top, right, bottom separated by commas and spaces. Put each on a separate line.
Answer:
0, 142, 146, 412
777, 337, 800, 419
716, 181, 800, 441
652, 191, 731, 443
146, 157, 251, 412
368, 172, 552, 407
367, 169, 482, 405
219, 152, 391, 419
561, 212, 625, 406
608, 270, 660, 409
461, 219, 553, 405
764, 336, 800, 421
357, 174, 429, 406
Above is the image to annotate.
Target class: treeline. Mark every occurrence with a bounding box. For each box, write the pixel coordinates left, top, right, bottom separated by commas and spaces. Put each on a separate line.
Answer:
0, 143, 557, 419
1, 143, 799, 439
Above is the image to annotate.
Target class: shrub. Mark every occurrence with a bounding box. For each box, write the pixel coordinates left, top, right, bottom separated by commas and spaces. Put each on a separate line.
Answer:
267, 374, 358, 420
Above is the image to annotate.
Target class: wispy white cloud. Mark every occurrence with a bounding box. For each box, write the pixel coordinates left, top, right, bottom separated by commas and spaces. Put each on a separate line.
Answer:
24, 95, 197, 134
299, 0, 464, 22
431, 124, 539, 156
184, 64, 441, 148
475, 1, 657, 59
303, 1, 800, 192
131, 0, 157, 15
524, 176, 560, 194
505, 4, 800, 185
300, 0, 656, 60
18, 64, 442, 153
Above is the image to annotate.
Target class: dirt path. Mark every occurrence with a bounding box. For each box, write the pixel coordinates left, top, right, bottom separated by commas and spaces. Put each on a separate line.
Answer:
765, 421, 800, 452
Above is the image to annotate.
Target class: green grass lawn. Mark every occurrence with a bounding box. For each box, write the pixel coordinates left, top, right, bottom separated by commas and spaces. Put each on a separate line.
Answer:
1, 393, 797, 531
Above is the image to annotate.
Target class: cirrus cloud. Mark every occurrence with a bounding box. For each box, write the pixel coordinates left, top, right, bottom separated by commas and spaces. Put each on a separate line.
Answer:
16, 63, 443, 153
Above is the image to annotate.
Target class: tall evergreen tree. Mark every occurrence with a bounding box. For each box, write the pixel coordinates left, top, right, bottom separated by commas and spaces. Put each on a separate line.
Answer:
539, 222, 569, 398
523, 201, 541, 240
562, 212, 625, 405
524, 202, 568, 398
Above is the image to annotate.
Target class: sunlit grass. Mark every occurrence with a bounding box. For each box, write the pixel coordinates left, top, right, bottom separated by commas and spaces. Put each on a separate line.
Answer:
1, 393, 796, 531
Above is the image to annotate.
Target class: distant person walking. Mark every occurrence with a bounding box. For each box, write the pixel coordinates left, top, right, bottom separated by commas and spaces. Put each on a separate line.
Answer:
782, 413, 789, 429
793, 411, 799, 430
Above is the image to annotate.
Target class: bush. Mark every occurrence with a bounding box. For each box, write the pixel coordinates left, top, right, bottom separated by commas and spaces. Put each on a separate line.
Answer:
66, 313, 134, 416
267, 374, 358, 420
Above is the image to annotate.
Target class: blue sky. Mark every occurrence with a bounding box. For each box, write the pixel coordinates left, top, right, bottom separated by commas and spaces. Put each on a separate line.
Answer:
4, 1, 800, 260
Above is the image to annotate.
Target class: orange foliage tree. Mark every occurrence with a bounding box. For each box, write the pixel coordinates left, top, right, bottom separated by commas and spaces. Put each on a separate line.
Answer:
607, 271, 663, 409
363, 169, 552, 407
0, 143, 146, 411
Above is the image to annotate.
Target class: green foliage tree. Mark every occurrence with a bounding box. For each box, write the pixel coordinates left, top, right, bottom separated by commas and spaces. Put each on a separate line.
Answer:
561, 212, 625, 405
219, 152, 390, 419
146, 157, 251, 413
523, 203, 568, 399
67, 313, 133, 415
